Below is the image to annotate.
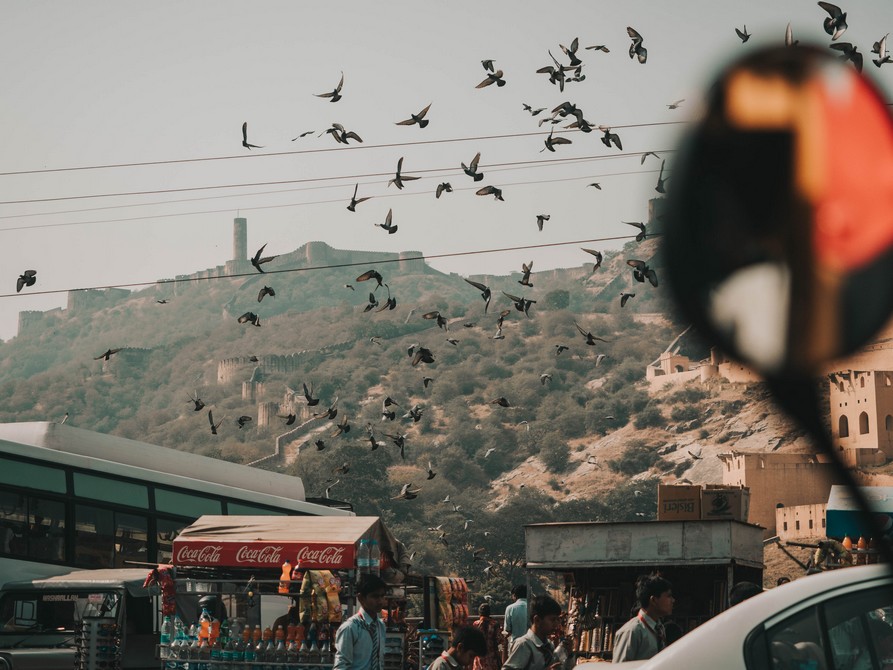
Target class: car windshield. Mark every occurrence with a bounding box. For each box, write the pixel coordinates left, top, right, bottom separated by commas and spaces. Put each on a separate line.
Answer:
0, 589, 120, 647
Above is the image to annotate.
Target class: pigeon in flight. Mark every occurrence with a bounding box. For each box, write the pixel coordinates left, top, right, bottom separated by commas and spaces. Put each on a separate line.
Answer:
237, 312, 261, 327
364, 292, 379, 313
423, 376, 434, 388
325, 480, 340, 499
623, 221, 647, 242
347, 183, 372, 212
818, 2, 847, 40
537, 50, 571, 91
476, 185, 504, 201
94, 348, 123, 361
331, 415, 351, 437
582, 248, 603, 272
16, 270, 36, 293
620, 292, 636, 308
404, 405, 424, 423
585, 44, 610, 52
462, 152, 484, 181
735, 25, 751, 42
785, 23, 799, 47
237, 415, 253, 429
640, 151, 659, 165
484, 448, 497, 458
523, 103, 546, 116
436, 182, 453, 198
481, 59, 495, 72
376, 209, 398, 234
627, 259, 658, 286
542, 128, 572, 153
655, 160, 668, 194
831, 42, 863, 71
596, 353, 607, 366
396, 103, 432, 128
587, 182, 602, 190
575, 321, 608, 346
334, 462, 350, 475
490, 397, 512, 408
872, 34, 892, 67
291, 130, 315, 141
302, 382, 320, 406
464, 278, 492, 313
257, 286, 275, 302
688, 447, 703, 460
560, 37, 583, 67
313, 397, 339, 421
536, 214, 550, 231
314, 71, 344, 102
540, 373, 553, 386
315, 439, 327, 451
600, 127, 622, 150
241, 122, 263, 149
667, 99, 684, 110
376, 286, 397, 312
322, 123, 363, 144
388, 156, 420, 190
476, 69, 506, 88
156, 299, 169, 304
422, 310, 449, 331
411, 346, 435, 367
250, 244, 277, 273
356, 269, 385, 289
503, 291, 536, 317
187, 391, 205, 412
518, 261, 534, 287
279, 413, 297, 426
627, 27, 647, 63
555, 344, 569, 355
208, 410, 225, 435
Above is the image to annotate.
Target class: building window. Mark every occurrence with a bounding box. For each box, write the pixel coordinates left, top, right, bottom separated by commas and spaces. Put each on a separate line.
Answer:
861, 376, 866, 388
796, 520, 800, 531
674, 365, 684, 373
809, 519, 814, 529
783, 522, 788, 531
886, 415, 893, 431
839, 381, 845, 392
859, 411, 870, 435
886, 375, 891, 387
822, 518, 826, 528
839, 415, 849, 438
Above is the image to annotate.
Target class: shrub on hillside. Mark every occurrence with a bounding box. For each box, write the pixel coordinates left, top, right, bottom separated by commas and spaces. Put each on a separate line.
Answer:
608, 441, 666, 475
634, 404, 665, 429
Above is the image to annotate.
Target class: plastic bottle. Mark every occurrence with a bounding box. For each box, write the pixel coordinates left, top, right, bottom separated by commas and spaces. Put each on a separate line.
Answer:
199, 607, 212, 644
290, 560, 304, 589
275, 635, 287, 664
368, 539, 381, 577
357, 538, 371, 575
187, 636, 200, 670
280, 559, 293, 594
287, 639, 299, 670
198, 637, 210, 670
857, 536, 868, 565
842, 534, 853, 551
243, 625, 257, 668
160, 615, 173, 659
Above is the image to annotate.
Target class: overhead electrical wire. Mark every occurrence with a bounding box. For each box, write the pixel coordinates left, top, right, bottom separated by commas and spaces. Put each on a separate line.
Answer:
0, 233, 653, 299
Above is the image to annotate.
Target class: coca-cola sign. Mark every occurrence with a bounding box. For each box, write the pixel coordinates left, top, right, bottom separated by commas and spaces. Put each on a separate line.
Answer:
172, 540, 357, 568
235, 545, 283, 565
174, 544, 223, 564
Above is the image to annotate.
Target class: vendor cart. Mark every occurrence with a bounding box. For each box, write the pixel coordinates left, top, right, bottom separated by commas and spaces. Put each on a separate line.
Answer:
153, 515, 411, 669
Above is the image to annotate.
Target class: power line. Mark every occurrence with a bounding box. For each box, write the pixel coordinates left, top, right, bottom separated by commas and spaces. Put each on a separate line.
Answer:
0, 149, 674, 207
0, 233, 651, 298
0, 168, 663, 233
0, 121, 684, 178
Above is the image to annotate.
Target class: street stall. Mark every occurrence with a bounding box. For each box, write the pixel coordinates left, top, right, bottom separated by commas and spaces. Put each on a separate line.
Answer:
524, 519, 764, 662
155, 515, 411, 669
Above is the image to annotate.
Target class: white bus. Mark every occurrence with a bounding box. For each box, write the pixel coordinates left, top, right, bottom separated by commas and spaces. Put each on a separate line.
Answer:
0, 422, 351, 584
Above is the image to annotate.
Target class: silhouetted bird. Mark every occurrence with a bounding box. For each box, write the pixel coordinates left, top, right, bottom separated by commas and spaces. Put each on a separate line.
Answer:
389, 156, 420, 190
241, 122, 263, 149
476, 70, 505, 88
503, 291, 536, 316
476, 185, 504, 201
627, 27, 647, 63
620, 292, 636, 308
396, 103, 432, 128
16, 270, 36, 293
250, 244, 277, 273
347, 183, 372, 212
237, 312, 261, 327
94, 348, 122, 361
464, 278, 492, 313
187, 391, 205, 412
208, 410, 224, 435
436, 182, 453, 198
819, 2, 847, 40
518, 261, 534, 287
356, 269, 385, 289
462, 152, 484, 181
376, 209, 398, 234
314, 71, 344, 102
735, 25, 751, 42
237, 415, 252, 429
627, 259, 658, 286
303, 383, 320, 406
257, 286, 275, 302
575, 321, 608, 346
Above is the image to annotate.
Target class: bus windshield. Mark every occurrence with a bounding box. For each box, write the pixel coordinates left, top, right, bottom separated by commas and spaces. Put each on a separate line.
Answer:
0, 588, 120, 646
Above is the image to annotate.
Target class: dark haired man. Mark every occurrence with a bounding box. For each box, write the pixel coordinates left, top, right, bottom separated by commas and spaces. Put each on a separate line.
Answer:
611, 574, 674, 663
334, 574, 388, 670
503, 585, 528, 643
429, 626, 487, 670
502, 595, 562, 670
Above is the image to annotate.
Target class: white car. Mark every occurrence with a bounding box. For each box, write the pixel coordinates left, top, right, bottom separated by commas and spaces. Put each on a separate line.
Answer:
576, 564, 893, 668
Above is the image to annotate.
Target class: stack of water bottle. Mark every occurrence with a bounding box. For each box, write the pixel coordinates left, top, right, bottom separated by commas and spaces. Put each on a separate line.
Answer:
356, 538, 381, 579
160, 609, 335, 668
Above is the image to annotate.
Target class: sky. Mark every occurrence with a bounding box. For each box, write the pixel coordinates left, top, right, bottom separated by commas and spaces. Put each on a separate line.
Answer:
0, 1, 890, 341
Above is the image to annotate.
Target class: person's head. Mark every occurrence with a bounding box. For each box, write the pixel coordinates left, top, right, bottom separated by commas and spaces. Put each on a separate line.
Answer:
729, 581, 763, 607
357, 574, 388, 618
478, 603, 491, 618
636, 574, 674, 618
450, 625, 487, 666
529, 595, 561, 638
511, 584, 527, 601
776, 576, 791, 586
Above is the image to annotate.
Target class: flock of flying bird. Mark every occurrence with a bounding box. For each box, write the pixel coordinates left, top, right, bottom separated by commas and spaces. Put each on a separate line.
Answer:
13, 4, 892, 525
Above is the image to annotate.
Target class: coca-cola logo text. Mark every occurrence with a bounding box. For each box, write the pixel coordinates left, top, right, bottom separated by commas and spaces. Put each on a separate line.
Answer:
235, 545, 283, 564
295, 545, 347, 566
175, 545, 222, 564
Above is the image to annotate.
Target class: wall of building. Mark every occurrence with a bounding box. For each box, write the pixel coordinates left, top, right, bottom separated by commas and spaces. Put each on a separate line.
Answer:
829, 370, 893, 458
776, 503, 827, 540
720, 452, 845, 537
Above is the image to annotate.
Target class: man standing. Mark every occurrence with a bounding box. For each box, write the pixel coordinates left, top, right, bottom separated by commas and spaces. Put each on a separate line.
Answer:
502, 595, 562, 670
334, 574, 388, 670
503, 585, 528, 643
612, 574, 674, 663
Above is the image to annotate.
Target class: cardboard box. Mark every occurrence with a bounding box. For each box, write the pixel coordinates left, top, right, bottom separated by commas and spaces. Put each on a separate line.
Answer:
658, 484, 702, 521
701, 485, 750, 522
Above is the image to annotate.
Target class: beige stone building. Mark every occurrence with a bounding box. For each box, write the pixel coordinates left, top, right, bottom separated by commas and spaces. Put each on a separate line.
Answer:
775, 503, 827, 540
718, 452, 845, 537
829, 370, 893, 461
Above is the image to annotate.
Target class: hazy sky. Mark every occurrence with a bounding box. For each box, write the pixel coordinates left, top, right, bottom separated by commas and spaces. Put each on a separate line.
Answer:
0, 1, 890, 340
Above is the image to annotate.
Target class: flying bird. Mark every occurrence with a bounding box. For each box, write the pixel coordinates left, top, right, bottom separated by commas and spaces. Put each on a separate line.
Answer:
518, 261, 534, 287
490, 397, 512, 408
627, 259, 659, 287
426, 462, 437, 480
187, 391, 205, 412
303, 383, 320, 406
334, 462, 350, 475
156, 299, 169, 304
600, 127, 622, 150
585, 44, 610, 52
620, 292, 636, 308
627, 27, 647, 63
575, 321, 608, 346
436, 182, 453, 198
422, 310, 449, 331
356, 269, 385, 289
332, 415, 351, 437
423, 376, 434, 388
347, 183, 372, 212
735, 25, 751, 42
540, 373, 553, 386
873, 34, 892, 67
411, 346, 435, 367
208, 410, 224, 435
313, 397, 339, 421
481, 59, 495, 72
250, 244, 277, 273
325, 480, 340, 499
523, 103, 546, 116
314, 71, 344, 102
237, 312, 261, 327
404, 405, 425, 422
484, 448, 496, 458
464, 278, 492, 313
688, 447, 703, 460
257, 286, 275, 302
655, 160, 668, 194
555, 344, 569, 355
560, 37, 583, 67
476, 69, 506, 88
315, 439, 327, 451
537, 50, 571, 91
785, 23, 799, 47
279, 413, 297, 426
389, 156, 420, 190
94, 348, 122, 361
476, 185, 504, 201
623, 221, 647, 241
237, 415, 252, 429
363, 292, 379, 313
291, 130, 315, 141
818, 2, 847, 40
241, 122, 263, 149
542, 128, 572, 153
587, 182, 602, 190
582, 248, 603, 272
376, 209, 398, 234
396, 103, 432, 128
830, 42, 863, 71
322, 122, 363, 144
16, 270, 36, 293
462, 152, 484, 181
503, 292, 536, 317
640, 151, 660, 165
666, 99, 684, 110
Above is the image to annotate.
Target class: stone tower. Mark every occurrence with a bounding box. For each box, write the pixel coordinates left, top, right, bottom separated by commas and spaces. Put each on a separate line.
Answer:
829, 370, 893, 459
233, 217, 247, 262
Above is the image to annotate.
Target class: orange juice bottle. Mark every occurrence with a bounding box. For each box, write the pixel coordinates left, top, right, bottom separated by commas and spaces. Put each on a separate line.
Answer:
279, 560, 292, 594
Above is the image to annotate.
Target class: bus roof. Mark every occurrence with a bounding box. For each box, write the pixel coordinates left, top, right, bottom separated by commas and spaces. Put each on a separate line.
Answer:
1, 568, 152, 597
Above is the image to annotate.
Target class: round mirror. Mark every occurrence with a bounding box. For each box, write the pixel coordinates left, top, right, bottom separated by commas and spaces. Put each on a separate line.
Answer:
665, 45, 893, 377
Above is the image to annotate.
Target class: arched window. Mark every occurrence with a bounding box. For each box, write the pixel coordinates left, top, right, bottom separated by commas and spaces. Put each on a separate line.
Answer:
674, 365, 684, 373
859, 411, 870, 434
839, 381, 845, 392
861, 376, 866, 388
839, 415, 849, 438
886, 375, 891, 387
887, 415, 893, 432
